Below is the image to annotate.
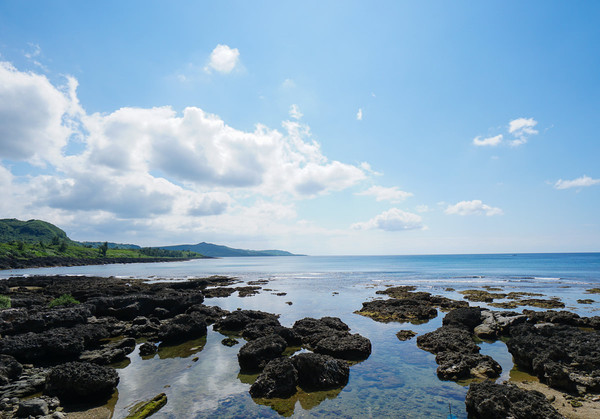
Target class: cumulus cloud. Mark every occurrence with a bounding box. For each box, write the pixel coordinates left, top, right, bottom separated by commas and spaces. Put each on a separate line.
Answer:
0, 62, 80, 163
289, 104, 303, 120
473, 117, 538, 148
554, 175, 600, 190
445, 200, 503, 216
473, 134, 503, 147
356, 185, 412, 203
508, 117, 538, 146
0, 61, 369, 241
352, 208, 424, 231
206, 44, 240, 73
356, 108, 363, 121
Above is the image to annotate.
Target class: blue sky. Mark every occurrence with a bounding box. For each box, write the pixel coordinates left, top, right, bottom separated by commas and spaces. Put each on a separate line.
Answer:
0, 1, 598, 254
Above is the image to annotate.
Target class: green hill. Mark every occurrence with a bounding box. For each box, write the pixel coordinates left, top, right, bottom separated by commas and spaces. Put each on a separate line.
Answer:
159, 242, 301, 257
0, 219, 71, 244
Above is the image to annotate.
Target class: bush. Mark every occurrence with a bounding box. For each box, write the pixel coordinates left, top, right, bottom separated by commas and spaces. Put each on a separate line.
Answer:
49, 294, 80, 308
0, 295, 11, 309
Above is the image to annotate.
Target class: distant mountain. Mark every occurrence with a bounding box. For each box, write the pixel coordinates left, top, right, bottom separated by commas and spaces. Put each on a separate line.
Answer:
0, 219, 72, 244
159, 242, 302, 257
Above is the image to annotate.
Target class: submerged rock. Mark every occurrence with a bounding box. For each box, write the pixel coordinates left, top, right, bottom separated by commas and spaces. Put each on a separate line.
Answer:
125, 393, 167, 419
465, 380, 562, 419
355, 299, 438, 323
396, 330, 417, 341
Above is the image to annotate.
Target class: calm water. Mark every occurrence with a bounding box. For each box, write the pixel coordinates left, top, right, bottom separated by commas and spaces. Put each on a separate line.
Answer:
3, 253, 600, 418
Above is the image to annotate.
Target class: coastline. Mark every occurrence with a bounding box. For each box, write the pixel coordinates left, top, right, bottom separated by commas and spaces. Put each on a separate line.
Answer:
1, 254, 599, 418
0, 256, 210, 271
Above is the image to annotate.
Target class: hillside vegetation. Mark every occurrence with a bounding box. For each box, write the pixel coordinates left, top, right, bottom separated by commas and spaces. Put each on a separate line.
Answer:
0, 218, 203, 267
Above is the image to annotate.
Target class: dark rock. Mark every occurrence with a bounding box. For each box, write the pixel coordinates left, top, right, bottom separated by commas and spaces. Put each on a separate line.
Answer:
314, 334, 372, 361
221, 338, 239, 347
435, 351, 501, 380
202, 287, 236, 298
44, 361, 119, 402
250, 357, 298, 398
417, 325, 501, 381
292, 317, 349, 347
396, 330, 417, 341
355, 299, 439, 323
0, 328, 86, 363
15, 397, 49, 417
236, 286, 261, 297
459, 289, 506, 302
88, 289, 204, 320
80, 337, 136, 365
139, 342, 158, 356
242, 322, 302, 347
292, 352, 349, 391
0, 355, 22, 385
214, 310, 279, 332
158, 312, 207, 344
186, 304, 229, 324
442, 307, 482, 332
465, 380, 562, 419
417, 326, 479, 355
237, 334, 287, 372
507, 322, 600, 394
0, 305, 92, 336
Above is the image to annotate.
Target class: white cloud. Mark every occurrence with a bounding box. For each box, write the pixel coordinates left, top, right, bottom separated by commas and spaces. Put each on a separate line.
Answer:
554, 175, 600, 190
416, 205, 430, 213
508, 117, 538, 146
0, 62, 80, 163
206, 44, 240, 74
473, 134, 503, 147
352, 208, 424, 232
356, 108, 363, 121
0, 61, 369, 242
356, 185, 413, 203
445, 200, 503, 216
289, 104, 303, 120
473, 117, 538, 148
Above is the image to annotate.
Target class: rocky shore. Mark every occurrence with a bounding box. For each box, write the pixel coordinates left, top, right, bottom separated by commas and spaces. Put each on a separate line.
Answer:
0, 256, 206, 271
0, 275, 371, 417
0, 274, 599, 418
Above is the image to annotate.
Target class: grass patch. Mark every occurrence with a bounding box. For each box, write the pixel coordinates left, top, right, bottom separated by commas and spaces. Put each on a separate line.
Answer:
49, 294, 80, 308
0, 295, 10, 309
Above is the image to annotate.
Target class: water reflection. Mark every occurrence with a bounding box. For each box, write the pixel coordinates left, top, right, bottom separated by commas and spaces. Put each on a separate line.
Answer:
254, 387, 343, 417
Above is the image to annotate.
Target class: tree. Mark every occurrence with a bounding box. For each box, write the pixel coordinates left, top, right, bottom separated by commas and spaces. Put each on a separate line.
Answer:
58, 240, 68, 252
99, 241, 108, 257
51, 235, 60, 246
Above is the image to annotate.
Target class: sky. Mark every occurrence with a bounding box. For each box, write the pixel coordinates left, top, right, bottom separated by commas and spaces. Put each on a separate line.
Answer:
0, 1, 599, 255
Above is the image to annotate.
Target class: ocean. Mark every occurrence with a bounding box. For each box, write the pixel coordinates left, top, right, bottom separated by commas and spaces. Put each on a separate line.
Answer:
3, 253, 600, 418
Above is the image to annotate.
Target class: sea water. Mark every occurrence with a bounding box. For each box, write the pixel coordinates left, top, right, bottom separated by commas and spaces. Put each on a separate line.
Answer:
3, 253, 600, 418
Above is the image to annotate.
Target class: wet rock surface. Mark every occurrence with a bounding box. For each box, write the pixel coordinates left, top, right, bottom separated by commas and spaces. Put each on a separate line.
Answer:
466, 380, 562, 419
356, 287, 467, 323
507, 322, 600, 394
44, 361, 119, 402
250, 357, 298, 398
292, 352, 350, 391
238, 334, 287, 372
417, 309, 502, 381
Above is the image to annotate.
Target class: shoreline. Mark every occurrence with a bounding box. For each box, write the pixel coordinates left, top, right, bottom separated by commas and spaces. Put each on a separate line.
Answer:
0, 256, 211, 271
0, 272, 598, 418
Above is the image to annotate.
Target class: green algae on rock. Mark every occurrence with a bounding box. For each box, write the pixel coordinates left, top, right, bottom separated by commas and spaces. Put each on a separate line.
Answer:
125, 393, 167, 418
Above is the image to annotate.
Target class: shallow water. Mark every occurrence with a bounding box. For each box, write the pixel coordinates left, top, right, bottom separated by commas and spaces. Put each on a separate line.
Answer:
3, 254, 599, 417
